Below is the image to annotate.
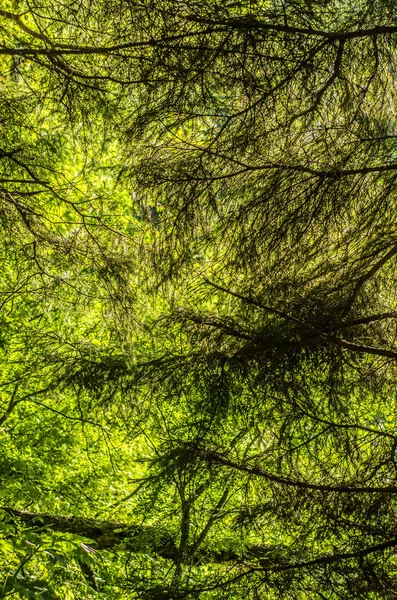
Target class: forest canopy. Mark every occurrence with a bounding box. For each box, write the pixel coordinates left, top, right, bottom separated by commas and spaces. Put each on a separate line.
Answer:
2, 0, 397, 598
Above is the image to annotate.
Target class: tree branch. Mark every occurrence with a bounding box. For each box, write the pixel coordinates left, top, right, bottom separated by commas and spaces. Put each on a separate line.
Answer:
201, 451, 397, 493
0, 27, 228, 56
345, 244, 397, 312
0, 508, 285, 564
203, 279, 397, 360
184, 16, 397, 41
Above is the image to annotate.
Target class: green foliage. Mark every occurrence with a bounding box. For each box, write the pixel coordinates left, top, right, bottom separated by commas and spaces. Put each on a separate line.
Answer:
3, 0, 397, 598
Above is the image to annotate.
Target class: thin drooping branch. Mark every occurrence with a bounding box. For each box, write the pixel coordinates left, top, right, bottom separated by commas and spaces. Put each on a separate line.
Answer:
202, 451, 397, 493
203, 280, 397, 360
0, 385, 19, 427
0, 26, 228, 56
170, 163, 397, 183
332, 312, 397, 329
255, 537, 397, 573
184, 16, 397, 41
345, 244, 397, 311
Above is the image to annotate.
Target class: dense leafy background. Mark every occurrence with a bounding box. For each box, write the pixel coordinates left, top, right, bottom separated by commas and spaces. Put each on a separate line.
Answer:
2, 1, 397, 598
